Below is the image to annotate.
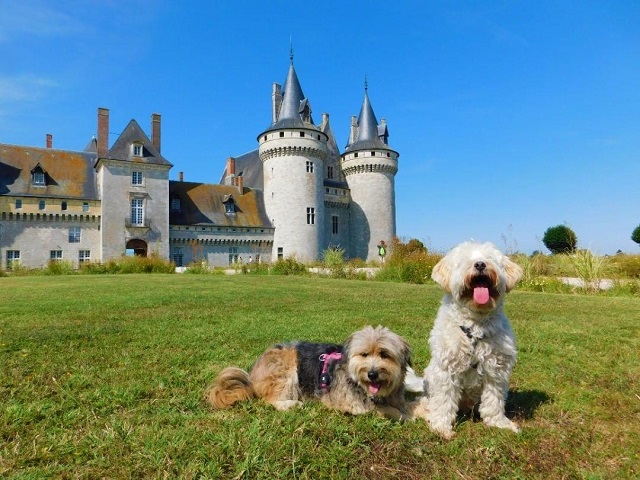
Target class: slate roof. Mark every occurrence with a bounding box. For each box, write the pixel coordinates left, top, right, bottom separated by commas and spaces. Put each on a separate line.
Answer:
169, 181, 272, 228
103, 119, 172, 166
344, 90, 394, 153
218, 149, 264, 191
0, 143, 98, 199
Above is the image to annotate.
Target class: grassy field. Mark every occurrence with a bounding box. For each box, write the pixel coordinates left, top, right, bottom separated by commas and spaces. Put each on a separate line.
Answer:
1, 275, 638, 479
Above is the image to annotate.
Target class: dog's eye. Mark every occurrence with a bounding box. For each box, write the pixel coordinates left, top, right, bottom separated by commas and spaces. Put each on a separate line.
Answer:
360, 352, 369, 358
379, 350, 390, 359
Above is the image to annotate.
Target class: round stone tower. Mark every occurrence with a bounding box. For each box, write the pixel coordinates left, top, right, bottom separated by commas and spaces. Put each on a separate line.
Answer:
258, 58, 328, 262
342, 85, 398, 262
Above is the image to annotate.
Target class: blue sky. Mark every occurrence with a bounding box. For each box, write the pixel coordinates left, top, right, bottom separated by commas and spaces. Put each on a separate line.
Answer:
1, 1, 638, 254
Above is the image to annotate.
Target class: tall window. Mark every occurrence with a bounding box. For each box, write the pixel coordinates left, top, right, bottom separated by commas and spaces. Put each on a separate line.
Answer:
50, 250, 63, 261
133, 144, 142, 156
332, 215, 339, 235
6, 250, 20, 269
277, 247, 283, 259
132, 171, 143, 185
228, 247, 238, 265
171, 198, 181, 212
306, 207, 315, 225
15, 199, 22, 209
38, 200, 45, 210
69, 226, 81, 243
61, 201, 68, 211
306, 161, 314, 173
82, 202, 89, 212
79, 250, 91, 263
172, 248, 183, 267
131, 198, 144, 226
327, 166, 334, 179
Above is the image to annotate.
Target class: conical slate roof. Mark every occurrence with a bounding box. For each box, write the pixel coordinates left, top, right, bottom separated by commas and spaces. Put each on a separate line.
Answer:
267, 61, 316, 130
344, 89, 390, 153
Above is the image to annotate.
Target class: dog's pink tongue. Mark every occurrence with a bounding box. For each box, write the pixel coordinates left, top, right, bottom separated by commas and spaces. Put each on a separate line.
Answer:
474, 287, 490, 305
369, 383, 380, 395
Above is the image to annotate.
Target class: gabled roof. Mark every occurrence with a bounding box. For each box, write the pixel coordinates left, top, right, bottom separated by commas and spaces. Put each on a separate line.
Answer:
169, 181, 272, 228
102, 119, 172, 167
0, 143, 98, 199
344, 90, 392, 153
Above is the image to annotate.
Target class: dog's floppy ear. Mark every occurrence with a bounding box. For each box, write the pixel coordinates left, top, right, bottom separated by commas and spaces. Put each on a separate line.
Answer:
431, 257, 452, 292
503, 256, 523, 292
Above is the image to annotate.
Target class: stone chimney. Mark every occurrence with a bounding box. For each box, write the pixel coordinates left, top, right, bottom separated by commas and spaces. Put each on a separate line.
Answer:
151, 113, 161, 153
272, 83, 282, 124
178, 171, 184, 182
235, 175, 244, 194
46, 134, 52, 149
97, 108, 109, 157
349, 115, 358, 145
225, 157, 236, 185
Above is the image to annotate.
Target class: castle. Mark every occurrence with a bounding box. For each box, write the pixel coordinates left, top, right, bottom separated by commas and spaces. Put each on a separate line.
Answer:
0, 58, 398, 269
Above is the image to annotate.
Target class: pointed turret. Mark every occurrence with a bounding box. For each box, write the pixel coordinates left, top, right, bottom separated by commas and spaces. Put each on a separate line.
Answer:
342, 82, 399, 262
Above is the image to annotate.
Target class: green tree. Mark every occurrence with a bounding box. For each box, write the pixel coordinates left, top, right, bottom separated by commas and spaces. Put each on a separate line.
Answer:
632, 224, 640, 246
542, 224, 578, 254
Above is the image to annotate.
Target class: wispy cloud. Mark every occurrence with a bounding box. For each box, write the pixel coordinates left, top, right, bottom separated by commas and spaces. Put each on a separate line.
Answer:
0, 75, 59, 103
0, 1, 87, 43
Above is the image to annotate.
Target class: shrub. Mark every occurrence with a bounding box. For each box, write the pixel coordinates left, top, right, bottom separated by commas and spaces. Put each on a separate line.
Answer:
79, 262, 109, 274
609, 254, 640, 279
632, 225, 640, 246
45, 260, 75, 276
569, 249, 609, 293
542, 225, 577, 254
376, 237, 441, 284
323, 247, 347, 278
104, 255, 175, 274
184, 261, 212, 274
271, 257, 307, 276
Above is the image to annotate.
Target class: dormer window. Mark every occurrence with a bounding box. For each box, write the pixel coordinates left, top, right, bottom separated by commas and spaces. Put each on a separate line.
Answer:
31, 165, 46, 186
171, 197, 181, 212
132, 144, 143, 157
223, 195, 236, 214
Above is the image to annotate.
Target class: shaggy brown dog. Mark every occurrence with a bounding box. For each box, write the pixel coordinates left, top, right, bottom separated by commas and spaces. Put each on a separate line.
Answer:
205, 325, 412, 420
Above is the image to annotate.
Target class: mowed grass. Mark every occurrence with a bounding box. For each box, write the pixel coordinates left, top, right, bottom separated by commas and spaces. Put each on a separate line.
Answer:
1, 275, 638, 479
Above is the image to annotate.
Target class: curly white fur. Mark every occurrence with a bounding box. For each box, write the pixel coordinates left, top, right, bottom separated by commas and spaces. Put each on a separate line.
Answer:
415, 241, 523, 439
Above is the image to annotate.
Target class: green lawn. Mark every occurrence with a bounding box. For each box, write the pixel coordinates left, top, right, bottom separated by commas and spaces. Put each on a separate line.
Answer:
1, 275, 638, 479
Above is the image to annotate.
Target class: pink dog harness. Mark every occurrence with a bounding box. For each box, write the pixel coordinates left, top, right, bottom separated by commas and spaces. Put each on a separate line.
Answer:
319, 352, 343, 392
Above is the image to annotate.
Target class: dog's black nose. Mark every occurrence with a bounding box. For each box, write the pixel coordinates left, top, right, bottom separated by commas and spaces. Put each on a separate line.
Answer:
367, 370, 379, 381
474, 261, 486, 272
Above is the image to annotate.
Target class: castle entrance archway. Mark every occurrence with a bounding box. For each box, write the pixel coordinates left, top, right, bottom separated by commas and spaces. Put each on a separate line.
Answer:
126, 239, 148, 257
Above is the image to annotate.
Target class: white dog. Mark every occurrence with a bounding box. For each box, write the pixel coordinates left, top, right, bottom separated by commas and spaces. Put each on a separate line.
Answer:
409, 241, 523, 439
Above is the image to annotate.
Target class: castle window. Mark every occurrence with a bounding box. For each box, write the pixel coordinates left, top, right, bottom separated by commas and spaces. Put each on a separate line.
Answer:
38, 200, 46, 210
300, 132, 305, 137
371, 151, 376, 156
83, 202, 89, 212
306, 207, 315, 225
171, 197, 181, 212
131, 198, 144, 225
228, 247, 238, 265
224, 200, 236, 214
354, 153, 359, 158
279, 132, 285, 138
327, 166, 334, 179
132, 171, 143, 185
32, 169, 45, 186
132, 144, 143, 156
61, 201, 68, 211
15, 199, 22, 209
332, 215, 339, 235
50, 250, 63, 261
69, 226, 81, 243
277, 247, 283, 259
6, 250, 20, 270
79, 250, 91, 263
387, 152, 390, 157
306, 161, 314, 173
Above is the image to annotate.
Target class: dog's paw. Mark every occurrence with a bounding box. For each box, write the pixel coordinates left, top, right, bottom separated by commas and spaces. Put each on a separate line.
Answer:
272, 400, 303, 411
484, 416, 520, 433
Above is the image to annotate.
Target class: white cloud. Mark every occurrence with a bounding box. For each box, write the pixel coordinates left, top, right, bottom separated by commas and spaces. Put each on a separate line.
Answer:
0, 75, 59, 103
